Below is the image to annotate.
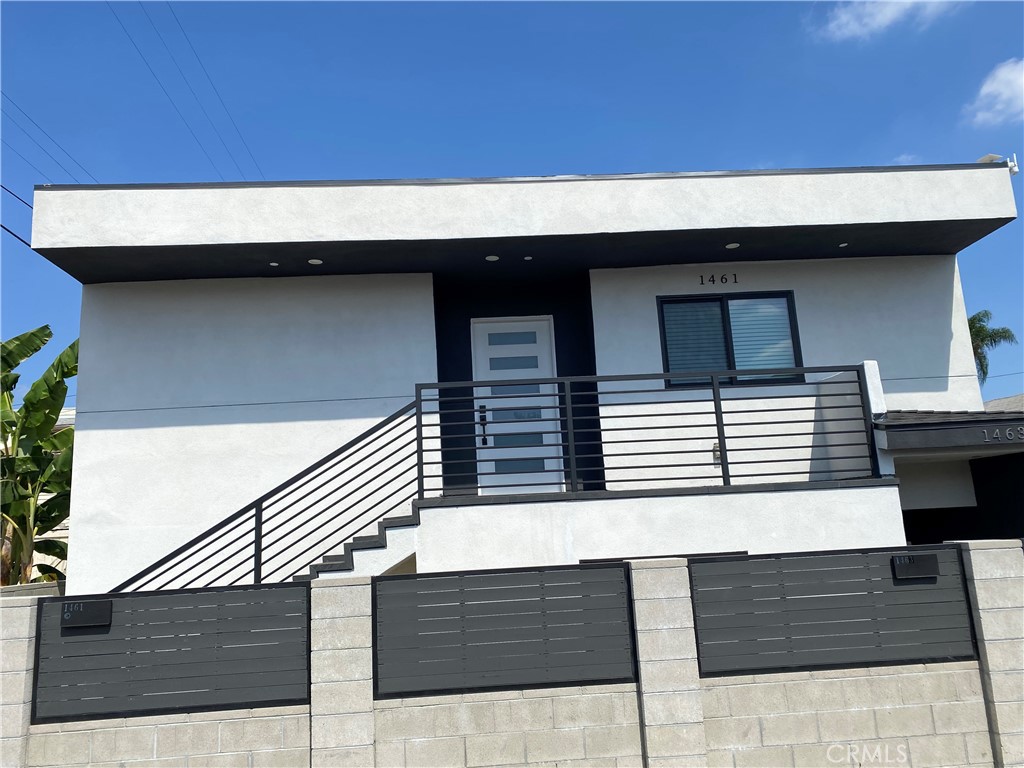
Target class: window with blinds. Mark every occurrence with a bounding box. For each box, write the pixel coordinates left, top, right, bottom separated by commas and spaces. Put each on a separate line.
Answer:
659, 293, 801, 385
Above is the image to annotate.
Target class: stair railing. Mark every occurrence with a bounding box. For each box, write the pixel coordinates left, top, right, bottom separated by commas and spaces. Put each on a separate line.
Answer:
112, 401, 419, 592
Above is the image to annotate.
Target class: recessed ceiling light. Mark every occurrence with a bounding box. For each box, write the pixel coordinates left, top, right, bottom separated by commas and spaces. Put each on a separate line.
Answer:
485, 255, 500, 262
308, 259, 323, 265
839, 243, 849, 248
269, 262, 279, 267
524, 256, 533, 261
725, 243, 741, 250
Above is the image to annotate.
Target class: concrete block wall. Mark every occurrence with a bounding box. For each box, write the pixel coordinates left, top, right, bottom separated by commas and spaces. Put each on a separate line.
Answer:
700, 660, 992, 767
962, 540, 1024, 767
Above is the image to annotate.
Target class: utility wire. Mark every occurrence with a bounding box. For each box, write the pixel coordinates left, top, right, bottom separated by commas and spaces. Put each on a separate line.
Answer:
2, 139, 54, 182
1, 109, 81, 182
166, 2, 266, 180
1, 224, 32, 248
106, 1, 225, 180
139, 2, 246, 179
2, 185, 32, 209
1, 93, 99, 182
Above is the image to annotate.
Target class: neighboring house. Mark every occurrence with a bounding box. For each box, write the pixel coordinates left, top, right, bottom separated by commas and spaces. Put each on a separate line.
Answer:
29, 162, 1022, 595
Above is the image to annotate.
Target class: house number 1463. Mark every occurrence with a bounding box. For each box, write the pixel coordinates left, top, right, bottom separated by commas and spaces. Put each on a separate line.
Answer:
982, 427, 1024, 442
699, 274, 739, 286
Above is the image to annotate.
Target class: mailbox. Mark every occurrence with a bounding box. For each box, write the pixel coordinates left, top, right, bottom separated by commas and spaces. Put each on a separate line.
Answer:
891, 553, 940, 580
60, 600, 113, 629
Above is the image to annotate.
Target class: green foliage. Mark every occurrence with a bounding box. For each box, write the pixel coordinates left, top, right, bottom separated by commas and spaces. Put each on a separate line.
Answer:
969, 310, 1019, 385
1, 325, 78, 585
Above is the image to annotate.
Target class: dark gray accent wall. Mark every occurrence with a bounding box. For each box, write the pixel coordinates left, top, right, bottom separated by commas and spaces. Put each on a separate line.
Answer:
690, 547, 976, 676
32, 585, 309, 723
373, 565, 637, 698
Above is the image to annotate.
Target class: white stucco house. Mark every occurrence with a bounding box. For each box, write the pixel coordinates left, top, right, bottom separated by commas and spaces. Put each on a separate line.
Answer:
29, 161, 1023, 595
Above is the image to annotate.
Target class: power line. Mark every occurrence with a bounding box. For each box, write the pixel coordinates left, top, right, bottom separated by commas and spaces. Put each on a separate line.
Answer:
166, 2, 266, 180
1, 109, 81, 182
2, 139, 54, 182
1, 224, 32, 248
1, 93, 99, 182
106, 1, 225, 180
139, 2, 246, 179
2, 185, 32, 209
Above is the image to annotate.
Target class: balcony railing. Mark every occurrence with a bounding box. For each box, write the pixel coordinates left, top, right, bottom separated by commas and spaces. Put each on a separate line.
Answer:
416, 365, 879, 499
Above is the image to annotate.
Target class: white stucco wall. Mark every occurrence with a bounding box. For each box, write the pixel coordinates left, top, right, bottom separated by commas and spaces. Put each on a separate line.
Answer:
68, 274, 436, 594
589, 255, 982, 412
893, 459, 978, 510
32, 166, 1015, 249
407, 484, 905, 573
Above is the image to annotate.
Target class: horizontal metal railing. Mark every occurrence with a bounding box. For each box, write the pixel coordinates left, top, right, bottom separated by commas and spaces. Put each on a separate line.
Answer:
416, 365, 879, 498
113, 402, 419, 591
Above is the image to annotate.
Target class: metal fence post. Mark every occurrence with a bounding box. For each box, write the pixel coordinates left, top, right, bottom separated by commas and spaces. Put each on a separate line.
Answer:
564, 379, 580, 493
253, 502, 263, 585
855, 365, 881, 478
415, 384, 425, 499
712, 375, 732, 485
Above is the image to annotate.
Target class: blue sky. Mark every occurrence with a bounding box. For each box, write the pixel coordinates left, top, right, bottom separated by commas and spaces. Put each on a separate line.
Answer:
2, 1, 1022, 402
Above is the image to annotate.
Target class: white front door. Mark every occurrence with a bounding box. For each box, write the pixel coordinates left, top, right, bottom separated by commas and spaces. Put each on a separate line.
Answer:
470, 317, 563, 494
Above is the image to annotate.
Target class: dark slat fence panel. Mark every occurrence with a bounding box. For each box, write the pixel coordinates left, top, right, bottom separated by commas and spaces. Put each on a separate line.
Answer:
690, 546, 977, 676
33, 584, 310, 723
373, 564, 637, 698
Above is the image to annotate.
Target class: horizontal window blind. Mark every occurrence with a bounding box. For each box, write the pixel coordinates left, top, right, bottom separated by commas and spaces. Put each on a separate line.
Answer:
662, 301, 728, 375
728, 298, 796, 371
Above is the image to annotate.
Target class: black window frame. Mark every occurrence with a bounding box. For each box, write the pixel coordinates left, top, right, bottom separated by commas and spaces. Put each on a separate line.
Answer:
657, 291, 805, 388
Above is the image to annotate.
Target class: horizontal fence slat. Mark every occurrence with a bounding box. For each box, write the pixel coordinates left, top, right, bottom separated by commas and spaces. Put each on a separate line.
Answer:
374, 565, 636, 698
690, 548, 976, 677
33, 585, 310, 722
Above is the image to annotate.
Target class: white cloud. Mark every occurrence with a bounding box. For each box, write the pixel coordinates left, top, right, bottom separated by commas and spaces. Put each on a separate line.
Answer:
965, 58, 1024, 127
819, 2, 954, 42
892, 153, 922, 164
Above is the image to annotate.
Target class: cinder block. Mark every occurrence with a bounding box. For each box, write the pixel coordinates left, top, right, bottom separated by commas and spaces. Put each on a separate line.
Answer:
1000, 731, 1024, 766
310, 584, 371, 619
985, 670, 1024, 703
727, 684, 790, 716
639, 660, 699, 693
705, 750, 735, 767
310, 617, 372, 651
466, 732, 525, 766
792, 742, 847, 768
525, 728, 585, 763
701, 687, 731, 718
952, 669, 985, 701
404, 737, 467, 768
493, 698, 553, 732
842, 676, 902, 709
636, 629, 697, 662
375, 740, 405, 767
310, 648, 373, 684
981, 639, 1024, 673
154, 722, 219, 758
432, 702, 496, 737
248, 705, 310, 719
632, 598, 694, 631
222, 717, 284, 753
964, 731, 994, 764
311, 680, 373, 715
0, 672, 30, 706
966, 547, 1024, 579
25, 730, 90, 767
644, 723, 705, 757
252, 747, 309, 768
630, 568, 690, 600
908, 733, 969, 768
580, 684, 635, 696
972, 579, 1024, 610
760, 713, 819, 746
994, 701, 1024, 733
703, 717, 760, 750
783, 679, 846, 713
0, 607, 33, 640
641, 691, 702, 726
733, 746, 794, 767
312, 745, 375, 768
975, 608, 1024, 641
817, 709, 876, 742
375, 706, 437, 741
195, 752, 251, 767
552, 694, 623, 728
87, 727, 155, 762
523, 686, 582, 698
899, 673, 958, 705
462, 689, 523, 702
875, 704, 935, 737
282, 715, 311, 749
186, 708, 250, 722
311, 712, 374, 749
931, 701, 989, 734
752, 671, 811, 683
583, 724, 642, 759
0, 639, 32, 673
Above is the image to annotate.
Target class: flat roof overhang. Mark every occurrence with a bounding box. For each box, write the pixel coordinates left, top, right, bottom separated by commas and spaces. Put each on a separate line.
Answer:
31, 163, 1019, 284
875, 410, 1024, 456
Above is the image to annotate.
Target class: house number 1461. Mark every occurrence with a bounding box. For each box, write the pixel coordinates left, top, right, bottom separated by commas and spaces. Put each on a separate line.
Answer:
699, 274, 739, 286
